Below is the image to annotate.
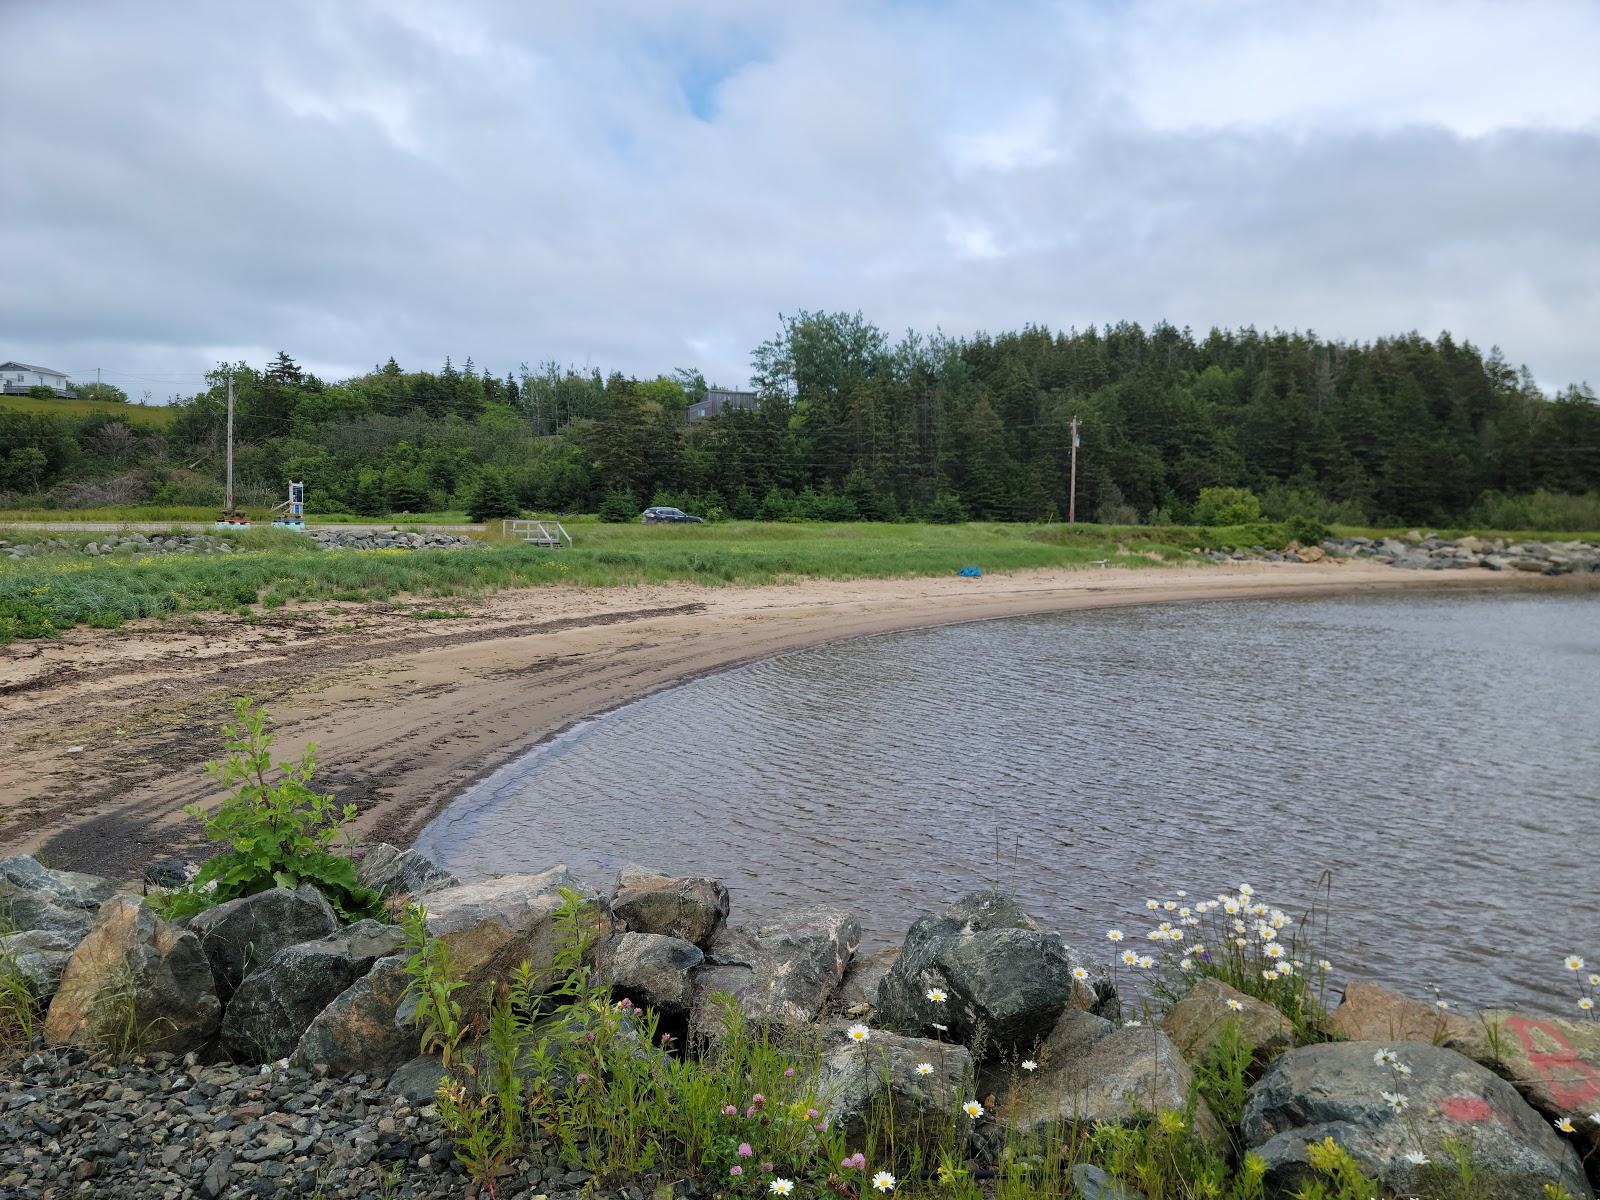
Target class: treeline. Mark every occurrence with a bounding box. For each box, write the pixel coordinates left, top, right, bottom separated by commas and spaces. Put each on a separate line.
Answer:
4, 319, 1599, 527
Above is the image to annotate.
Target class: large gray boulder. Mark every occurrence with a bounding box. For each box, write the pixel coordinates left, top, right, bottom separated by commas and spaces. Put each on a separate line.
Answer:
187, 884, 339, 1000
877, 891, 1091, 1057
220, 919, 408, 1064
815, 1026, 973, 1149
357, 843, 459, 916
0, 928, 79, 1002
610, 931, 702, 1016
290, 954, 415, 1076
689, 907, 861, 1043
1465, 1010, 1600, 1162
988, 1008, 1222, 1143
0, 855, 118, 937
42, 896, 220, 1055
610, 865, 729, 948
830, 946, 900, 1018
417, 866, 604, 1018
1241, 1041, 1591, 1199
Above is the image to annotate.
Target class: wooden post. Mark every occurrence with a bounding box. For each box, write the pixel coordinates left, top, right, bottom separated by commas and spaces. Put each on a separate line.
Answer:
1068, 414, 1079, 523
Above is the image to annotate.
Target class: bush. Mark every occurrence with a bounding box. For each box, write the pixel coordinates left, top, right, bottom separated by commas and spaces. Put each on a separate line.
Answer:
598, 489, 638, 523
1193, 487, 1263, 526
1286, 514, 1331, 546
1468, 488, 1600, 532
925, 493, 968, 524
149, 699, 382, 921
466, 469, 520, 522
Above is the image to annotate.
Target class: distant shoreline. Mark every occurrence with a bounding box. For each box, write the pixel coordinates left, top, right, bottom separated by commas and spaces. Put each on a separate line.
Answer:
2, 562, 1592, 880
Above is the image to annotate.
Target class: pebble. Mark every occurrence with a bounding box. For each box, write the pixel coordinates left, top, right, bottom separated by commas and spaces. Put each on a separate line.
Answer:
0, 1045, 648, 1199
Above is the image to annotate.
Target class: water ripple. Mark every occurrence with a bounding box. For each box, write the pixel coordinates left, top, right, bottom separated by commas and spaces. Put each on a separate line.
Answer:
418, 592, 1600, 1011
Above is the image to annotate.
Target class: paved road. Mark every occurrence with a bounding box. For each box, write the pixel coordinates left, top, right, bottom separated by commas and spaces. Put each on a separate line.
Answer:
0, 520, 485, 534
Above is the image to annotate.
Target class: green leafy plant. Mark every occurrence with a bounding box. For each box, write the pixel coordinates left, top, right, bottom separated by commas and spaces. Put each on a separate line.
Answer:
149, 698, 381, 920
400, 902, 467, 1067
1293, 1136, 1380, 1200
1194, 1018, 1254, 1130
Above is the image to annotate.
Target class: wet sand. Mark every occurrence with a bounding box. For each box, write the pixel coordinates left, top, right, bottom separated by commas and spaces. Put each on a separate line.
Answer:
0, 561, 1582, 878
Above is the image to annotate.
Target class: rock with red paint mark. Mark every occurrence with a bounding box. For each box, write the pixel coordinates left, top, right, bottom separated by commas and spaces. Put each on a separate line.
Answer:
1328, 979, 1476, 1045
1241, 1040, 1592, 1199
1470, 1011, 1600, 1160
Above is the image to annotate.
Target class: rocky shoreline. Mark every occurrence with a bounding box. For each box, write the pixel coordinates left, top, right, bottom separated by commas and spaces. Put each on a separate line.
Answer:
1207, 532, 1600, 573
3, 851, 1596, 1199
0, 528, 479, 559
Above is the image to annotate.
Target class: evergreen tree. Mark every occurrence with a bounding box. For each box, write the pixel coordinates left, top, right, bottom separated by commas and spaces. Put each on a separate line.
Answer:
466, 469, 519, 522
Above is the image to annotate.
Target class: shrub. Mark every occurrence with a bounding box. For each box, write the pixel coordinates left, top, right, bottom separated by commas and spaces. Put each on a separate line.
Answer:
1286, 514, 1332, 547
926, 493, 968, 524
1194, 487, 1263, 526
598, 489, 639, 523
149, 698, 382, 921
466, 469, 520, 522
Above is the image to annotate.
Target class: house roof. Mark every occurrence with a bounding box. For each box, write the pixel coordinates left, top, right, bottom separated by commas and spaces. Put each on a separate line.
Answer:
0, 362, 69, 376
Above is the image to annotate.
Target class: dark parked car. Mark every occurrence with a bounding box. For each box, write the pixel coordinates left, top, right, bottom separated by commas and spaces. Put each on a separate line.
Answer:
641, 506, 704, 525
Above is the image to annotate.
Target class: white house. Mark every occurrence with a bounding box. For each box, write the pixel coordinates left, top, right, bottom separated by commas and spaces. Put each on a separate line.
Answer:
1, 361, 76, 397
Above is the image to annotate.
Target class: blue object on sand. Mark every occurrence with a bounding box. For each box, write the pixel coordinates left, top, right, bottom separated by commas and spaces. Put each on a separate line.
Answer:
958, 564, 983, 577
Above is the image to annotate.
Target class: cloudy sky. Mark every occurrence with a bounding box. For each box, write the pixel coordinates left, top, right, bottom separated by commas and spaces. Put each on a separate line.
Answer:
3, 1, 1598, 400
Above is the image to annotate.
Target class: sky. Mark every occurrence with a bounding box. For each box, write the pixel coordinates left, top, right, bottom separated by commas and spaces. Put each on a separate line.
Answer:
3, 0, 1598, 401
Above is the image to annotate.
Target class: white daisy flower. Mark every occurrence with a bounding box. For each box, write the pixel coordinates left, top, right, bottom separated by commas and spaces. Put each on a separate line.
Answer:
914, 1062, 933, 1076
1021, 1059, 1038, 1071
770, 1181, 794, 1196
1226, 999, 1244, 1011
846, 1023, 870, 1043
925, 987, 947, 1003
962, 1100, 984, 1119
872, 1171, 896, 1193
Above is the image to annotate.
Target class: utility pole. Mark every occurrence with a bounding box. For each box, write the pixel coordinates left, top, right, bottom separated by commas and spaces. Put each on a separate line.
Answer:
225, 371, 235, 514
1068, 414, 1079, 523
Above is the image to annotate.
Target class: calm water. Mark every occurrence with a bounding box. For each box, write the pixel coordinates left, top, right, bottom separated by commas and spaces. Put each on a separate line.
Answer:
418, 591, 1600, 1010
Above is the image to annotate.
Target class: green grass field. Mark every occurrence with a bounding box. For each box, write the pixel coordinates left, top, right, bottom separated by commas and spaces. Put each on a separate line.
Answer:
0, 520, 1211, 642
4, 516, 1596, 644
0, 506, 473, 524
0, 394, 177, 427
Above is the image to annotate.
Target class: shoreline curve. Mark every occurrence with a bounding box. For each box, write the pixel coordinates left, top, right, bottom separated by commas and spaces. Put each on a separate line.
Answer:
2, 560, 1593, 878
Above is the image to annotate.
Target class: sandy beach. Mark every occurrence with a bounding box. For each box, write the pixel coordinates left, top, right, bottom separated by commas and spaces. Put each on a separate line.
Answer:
0, 560, 1583, 879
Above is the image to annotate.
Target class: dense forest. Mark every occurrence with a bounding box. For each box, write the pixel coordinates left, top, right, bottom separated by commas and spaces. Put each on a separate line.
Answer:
4, 316, 1599, 527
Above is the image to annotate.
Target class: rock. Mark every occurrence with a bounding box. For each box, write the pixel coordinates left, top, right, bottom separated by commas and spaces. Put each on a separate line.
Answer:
141, 859, 191, 890
1162, 978, 1294, 1064
1456, 535, 1484, 553
1294, 545, 1326, 563
877, 891, 1090, 1057
290, 954, 415, 1076
610, 931, 702, 1016
221, 919, 409, 1063
188, 884, 339, 1000
0, 855, 117, 936
43, 896, 220, 1055
201, 1150, 233, 1199
815, 1027, 973, 1148
357, 843, 459, 915
0, 928, 78, 1001
610, 865, 730, 948
990, 1009, 1222, 1143
1071, 1163, 1148, 1200
1468, 1010, 1600, 1160
1241, 1040, 1590, 1200
831, 946, 900, 1017
386, 1053, 449, 1103
1328, 979, 1475, 1046
418, 866, 603, 1016
689, 907, 861, 1042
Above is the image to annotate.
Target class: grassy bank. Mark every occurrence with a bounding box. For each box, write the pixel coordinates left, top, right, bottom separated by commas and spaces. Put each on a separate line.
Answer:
0, 505, 475, 525
0, 394, 177, 427
0, 520, 1209, 641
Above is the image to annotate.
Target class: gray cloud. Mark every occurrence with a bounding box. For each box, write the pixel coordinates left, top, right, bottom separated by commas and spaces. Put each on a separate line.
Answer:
2, 0, 1596, 399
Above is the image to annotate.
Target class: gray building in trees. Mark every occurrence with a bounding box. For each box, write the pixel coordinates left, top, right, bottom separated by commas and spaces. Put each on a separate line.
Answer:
686, 387, 758, 422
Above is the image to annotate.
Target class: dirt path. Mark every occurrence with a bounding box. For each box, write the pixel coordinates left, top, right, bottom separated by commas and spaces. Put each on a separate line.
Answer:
1, 561, 1582, 879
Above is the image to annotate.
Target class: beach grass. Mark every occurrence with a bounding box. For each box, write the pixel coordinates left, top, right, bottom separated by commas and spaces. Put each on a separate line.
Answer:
0, 519, 1209, 641
0, 394, 178, 427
